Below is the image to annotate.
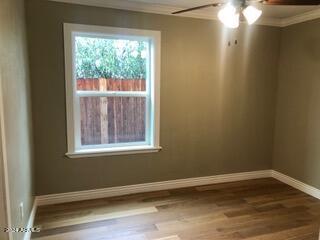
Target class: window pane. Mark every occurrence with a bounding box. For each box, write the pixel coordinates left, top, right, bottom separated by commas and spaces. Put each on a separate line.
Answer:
75, 36, 148, 91
80, 96, 146, 146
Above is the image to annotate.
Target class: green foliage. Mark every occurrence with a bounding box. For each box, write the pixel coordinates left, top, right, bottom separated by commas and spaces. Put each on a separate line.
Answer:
75, 36, 147, 79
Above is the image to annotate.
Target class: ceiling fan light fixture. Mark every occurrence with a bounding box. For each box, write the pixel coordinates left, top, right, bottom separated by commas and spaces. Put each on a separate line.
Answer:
173, 0, 319, 28
243, 5, 262, 25
218, 4, 240, 29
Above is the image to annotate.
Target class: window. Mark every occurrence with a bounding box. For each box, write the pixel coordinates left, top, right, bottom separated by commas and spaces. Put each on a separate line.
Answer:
64, 23, 161, 157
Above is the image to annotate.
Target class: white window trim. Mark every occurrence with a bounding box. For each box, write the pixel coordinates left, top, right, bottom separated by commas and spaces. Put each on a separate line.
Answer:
64, 23, 161, 158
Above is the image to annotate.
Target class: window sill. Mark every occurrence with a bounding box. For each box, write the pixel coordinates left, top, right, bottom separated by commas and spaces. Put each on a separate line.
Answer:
66, 146, 162, 158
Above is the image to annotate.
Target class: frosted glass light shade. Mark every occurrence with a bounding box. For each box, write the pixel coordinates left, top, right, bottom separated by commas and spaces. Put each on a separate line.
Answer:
218, 4, 240, 29
243, 6, 262, 25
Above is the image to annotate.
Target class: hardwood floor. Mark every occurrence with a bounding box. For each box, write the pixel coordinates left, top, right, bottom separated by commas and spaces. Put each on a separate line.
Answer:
32, 178, 320, 240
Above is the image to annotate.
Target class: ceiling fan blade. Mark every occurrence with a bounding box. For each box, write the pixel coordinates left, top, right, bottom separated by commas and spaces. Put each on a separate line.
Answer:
262, 0, 320, 5
172, 3, 221, 14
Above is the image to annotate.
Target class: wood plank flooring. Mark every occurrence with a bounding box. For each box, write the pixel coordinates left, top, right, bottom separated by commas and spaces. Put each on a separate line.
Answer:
32, 178, 320, 240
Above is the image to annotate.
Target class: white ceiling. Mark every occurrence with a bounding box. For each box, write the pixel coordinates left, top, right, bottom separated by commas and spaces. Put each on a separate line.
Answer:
126, 0, 318, 19
50, 0, 320, 26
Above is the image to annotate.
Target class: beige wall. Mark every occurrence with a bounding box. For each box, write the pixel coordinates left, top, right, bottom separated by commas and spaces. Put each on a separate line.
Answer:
273, 19, 320, 188
26, 0, 280, 195
0, 0, 34, 239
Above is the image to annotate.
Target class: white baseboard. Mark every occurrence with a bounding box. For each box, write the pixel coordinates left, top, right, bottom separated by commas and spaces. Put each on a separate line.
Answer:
23, 199, 37, 240
271, 170, 320, 200
35, 170, 320, 208
23, 170, 320, 240
36, 170, 272, 206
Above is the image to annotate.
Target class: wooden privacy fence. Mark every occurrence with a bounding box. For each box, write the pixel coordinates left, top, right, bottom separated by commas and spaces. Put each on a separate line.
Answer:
78, 78, 146, 145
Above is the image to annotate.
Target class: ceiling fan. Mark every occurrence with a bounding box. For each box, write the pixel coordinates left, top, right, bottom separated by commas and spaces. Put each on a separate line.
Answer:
172, 0, 320, 28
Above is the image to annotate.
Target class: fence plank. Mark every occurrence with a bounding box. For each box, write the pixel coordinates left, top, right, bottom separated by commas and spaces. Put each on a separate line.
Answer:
99, 78, 109, 144
77, 78, 146, 146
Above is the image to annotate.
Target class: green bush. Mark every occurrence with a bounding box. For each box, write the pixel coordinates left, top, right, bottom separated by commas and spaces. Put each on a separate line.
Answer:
75, 36, 147, 79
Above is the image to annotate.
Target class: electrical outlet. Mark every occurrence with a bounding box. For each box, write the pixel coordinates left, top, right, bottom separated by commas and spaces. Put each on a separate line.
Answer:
19, 202, 24, 221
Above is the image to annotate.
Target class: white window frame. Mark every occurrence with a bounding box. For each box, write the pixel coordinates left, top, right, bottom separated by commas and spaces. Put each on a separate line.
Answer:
64, 23, 161, 158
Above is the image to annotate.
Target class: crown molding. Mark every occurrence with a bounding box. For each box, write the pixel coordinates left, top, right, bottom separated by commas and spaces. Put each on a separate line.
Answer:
48, 0, 319, 27
47, 0, 280, 26
280, 7, 320, 27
